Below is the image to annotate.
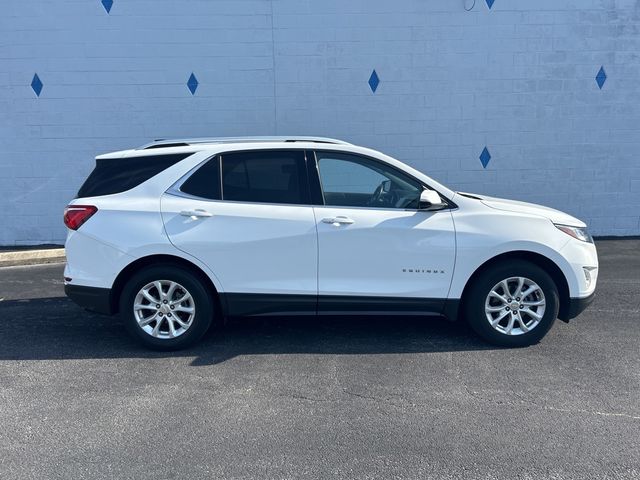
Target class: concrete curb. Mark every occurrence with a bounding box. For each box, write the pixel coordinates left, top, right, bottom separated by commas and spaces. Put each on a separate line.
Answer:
0, 249, 66, 267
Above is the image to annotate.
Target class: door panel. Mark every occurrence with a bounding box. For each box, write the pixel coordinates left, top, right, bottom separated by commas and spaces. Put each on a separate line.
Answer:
312, 150, 456, 304
162, 195, 318, 296
314, 206, 455, 299
161, 149, 318, 310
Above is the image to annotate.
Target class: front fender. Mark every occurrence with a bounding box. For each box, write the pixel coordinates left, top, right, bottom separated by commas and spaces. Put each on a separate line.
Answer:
448, 209, 578, 299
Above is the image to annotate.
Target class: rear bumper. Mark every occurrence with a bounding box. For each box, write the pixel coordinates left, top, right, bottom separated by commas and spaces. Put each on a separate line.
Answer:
559, 292, 595, 321
65, 284, 114, 315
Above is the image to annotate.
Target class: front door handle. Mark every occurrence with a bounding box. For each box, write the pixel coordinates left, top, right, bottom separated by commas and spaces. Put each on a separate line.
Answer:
180, 209, 213, 218
321, 216, 355, 226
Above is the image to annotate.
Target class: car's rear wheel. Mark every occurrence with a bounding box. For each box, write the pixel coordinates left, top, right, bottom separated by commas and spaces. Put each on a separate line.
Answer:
120, 265, 213, 350
463, 260, 559, 347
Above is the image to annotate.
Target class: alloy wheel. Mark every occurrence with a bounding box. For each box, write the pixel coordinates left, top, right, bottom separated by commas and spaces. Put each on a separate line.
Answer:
133, 280, 196, 339
484, 276, 546, 336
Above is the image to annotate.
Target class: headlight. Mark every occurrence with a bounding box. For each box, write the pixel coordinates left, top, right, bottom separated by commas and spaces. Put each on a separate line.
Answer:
555, 224, 593, 243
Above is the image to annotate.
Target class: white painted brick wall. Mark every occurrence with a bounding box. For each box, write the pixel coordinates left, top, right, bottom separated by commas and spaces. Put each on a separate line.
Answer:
1, 0, 639, 244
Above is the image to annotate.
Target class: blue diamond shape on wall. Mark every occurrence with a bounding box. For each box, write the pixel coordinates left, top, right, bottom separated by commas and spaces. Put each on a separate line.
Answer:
368, 70, 379, 93
187, 73, 199, 95
101, 0, 113, 13
31, 73, 43, 97
596, 66, 607, 89
486, 0, 495, 9
479, 147, 491, 168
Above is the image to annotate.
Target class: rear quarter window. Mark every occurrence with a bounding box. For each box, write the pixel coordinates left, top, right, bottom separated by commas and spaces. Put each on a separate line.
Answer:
77, 153, 192, 198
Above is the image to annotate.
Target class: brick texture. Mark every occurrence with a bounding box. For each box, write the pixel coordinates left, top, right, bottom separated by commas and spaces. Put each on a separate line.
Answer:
1, 0, 639, 243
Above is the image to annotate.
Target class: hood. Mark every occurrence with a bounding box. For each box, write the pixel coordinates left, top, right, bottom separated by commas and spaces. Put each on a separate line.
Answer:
457, 192, 586, 227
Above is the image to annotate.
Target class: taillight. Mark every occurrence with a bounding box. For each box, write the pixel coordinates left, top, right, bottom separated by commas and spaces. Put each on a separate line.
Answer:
64, 205, 98, 230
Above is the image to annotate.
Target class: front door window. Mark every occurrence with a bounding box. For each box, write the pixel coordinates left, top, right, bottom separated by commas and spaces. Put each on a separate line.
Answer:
317, 152, 422, 209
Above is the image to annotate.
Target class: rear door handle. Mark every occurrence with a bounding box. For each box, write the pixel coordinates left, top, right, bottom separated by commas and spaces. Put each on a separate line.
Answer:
321, 216, 354, 225
180, 209, 213, 218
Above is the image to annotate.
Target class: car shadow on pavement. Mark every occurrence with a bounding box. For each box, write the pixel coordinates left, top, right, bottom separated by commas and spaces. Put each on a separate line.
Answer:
0, 297, 494, 364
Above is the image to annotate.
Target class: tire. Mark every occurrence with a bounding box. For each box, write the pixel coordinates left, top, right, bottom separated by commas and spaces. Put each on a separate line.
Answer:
119, 264, 213, 350
463, 260, 559, 347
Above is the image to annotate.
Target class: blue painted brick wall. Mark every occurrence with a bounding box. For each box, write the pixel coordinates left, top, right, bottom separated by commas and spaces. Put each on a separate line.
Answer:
1, 0, 639, 243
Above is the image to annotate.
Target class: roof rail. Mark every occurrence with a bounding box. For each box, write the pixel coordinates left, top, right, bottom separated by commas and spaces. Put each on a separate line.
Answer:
138, 136, 351, 150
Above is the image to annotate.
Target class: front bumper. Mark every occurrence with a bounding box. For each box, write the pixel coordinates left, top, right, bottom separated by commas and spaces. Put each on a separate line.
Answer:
65, 284, 114, 315
559, 292, 595, 321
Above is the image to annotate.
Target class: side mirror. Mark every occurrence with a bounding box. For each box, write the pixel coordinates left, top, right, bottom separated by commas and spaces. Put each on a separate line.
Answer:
419, 189, 447, 210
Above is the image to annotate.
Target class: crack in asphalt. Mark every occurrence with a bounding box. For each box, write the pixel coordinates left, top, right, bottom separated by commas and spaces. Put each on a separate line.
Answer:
280, 381, 640, 424
541, 405, 640, 421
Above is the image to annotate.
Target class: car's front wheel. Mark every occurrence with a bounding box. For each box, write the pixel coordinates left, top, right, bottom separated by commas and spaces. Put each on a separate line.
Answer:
120, 265, 213, 350
463, 260, 559, 347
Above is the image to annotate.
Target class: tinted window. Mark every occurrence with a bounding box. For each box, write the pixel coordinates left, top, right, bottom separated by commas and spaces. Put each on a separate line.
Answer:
221, 150, 309, 204
77, 153, 192, 198
316, 152, 422, 209
180, 156, 221, 200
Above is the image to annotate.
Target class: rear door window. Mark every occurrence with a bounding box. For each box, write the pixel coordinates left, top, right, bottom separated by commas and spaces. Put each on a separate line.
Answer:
179, 156, 221, 200
221, 150, 309, 204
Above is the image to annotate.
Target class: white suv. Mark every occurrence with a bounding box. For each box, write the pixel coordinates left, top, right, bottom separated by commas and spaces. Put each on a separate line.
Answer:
64, 137, 598, 349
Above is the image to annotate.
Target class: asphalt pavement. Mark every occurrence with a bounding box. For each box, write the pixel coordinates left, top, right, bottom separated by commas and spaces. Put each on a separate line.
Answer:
0, 239, 638, 479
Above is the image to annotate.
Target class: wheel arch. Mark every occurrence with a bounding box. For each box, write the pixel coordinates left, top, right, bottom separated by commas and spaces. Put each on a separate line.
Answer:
457, 250, 571, 322
109, 254, 226, 319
